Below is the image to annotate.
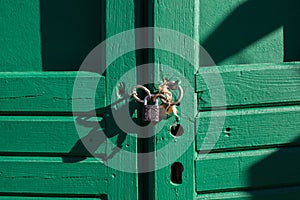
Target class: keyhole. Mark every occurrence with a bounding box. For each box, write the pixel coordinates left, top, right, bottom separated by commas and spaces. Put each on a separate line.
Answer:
170, 124, 184, 137
171, 162, 184, 184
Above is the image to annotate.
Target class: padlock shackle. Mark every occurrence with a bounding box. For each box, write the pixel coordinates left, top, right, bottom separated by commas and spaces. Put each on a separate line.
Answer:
144, 94, 158, 106
131, 85, 152, 103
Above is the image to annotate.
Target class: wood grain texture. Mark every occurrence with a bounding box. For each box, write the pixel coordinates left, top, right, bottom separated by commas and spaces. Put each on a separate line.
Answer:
196, 63, 300, 109
0, 197, 102, 200
105, 1, 138, 200
0, 116, 108, 155
196, 147, 300, 192
0, 157, 107, 195
0, 72, 105, 112
196, 105, 300, 151
0, 0, 42, 71
154, 0, 196, 199
197, 186, 300, 200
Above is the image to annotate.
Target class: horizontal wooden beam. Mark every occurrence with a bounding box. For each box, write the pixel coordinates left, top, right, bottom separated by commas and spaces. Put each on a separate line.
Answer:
197, 185, 300, 200
0, 156, 107, 195
196, 146, 300, 192
196, 105, 300, 151
0, 196, 102, 200
0, 116, 107, 155
0, 72, 105, 112
196, 62, 300, 109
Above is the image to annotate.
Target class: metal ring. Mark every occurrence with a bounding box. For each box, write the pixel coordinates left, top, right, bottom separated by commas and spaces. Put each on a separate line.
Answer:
160, 85, 183, 105
153, 93, 167, 103
131, 85, 152, 103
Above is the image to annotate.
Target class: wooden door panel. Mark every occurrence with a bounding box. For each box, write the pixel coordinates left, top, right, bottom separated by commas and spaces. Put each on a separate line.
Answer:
0, 0, 42, 72
197, 186, 300, 200
0, 72, 105, 112
0, 0, 138, 199
199, 0, 284, 66
196, 63, 300, 110
0, 198, 102, 200
0, 157, 107, 196
196, 106, 300, 151
0, 116, 112, 155
154, 0, 300, 199
196, 146, 300, 192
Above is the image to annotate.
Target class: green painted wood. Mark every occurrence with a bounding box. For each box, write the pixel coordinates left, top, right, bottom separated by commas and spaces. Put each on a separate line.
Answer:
40, 0, 104, 71
198, 191, 252, 200
0, 198, 102, 200
0, 72, 105, 112
196, 63, 300, 109
0, 116, 108, 155
105, 1, 138, 200
195, 146, 300, 192
154, 0, 196, 199
199, 0, 283, 66
0, 0, 42, 71
1, 0, 298, 199
197, 186, 300, 200
0, 157, 107, 195
196, 106, 300, 151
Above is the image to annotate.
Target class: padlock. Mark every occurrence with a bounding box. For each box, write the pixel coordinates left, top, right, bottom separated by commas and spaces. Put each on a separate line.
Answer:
143, 96, 159, 122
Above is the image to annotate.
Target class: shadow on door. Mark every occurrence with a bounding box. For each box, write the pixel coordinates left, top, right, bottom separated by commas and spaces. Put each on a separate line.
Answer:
40, 0, 105, 71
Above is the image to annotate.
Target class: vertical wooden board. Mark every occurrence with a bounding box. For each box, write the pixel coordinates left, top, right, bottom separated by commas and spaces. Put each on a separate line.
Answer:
199, 0, 283, 66
105, 1, 138, 200
154, 0, 197, 199
0, 0, 42, 71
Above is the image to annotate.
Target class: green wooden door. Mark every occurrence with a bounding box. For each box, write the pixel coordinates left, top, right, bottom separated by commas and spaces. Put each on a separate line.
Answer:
0, 0, 138, 199
152, 0, 300, 200
0, 0, 300, 200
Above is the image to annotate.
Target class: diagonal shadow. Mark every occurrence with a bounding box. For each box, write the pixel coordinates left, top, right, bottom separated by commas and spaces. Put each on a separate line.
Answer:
63, 94, 140, 163
201, 0, 300, 66
249, 136, 300, 199
200, 1, 300, 198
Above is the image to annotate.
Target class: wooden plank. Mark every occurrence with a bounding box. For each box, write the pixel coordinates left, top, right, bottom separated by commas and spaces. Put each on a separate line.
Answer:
0, 197, 102, 200
196, 147, 300, 192
0, 116, 109, 155
0, 0, 42, 71
0, 115, 134, 162
197, 186, 300, 200
199, 0, 283, 66
0, 72, 105, 112
196, 63, 300, 109
198, 191, 252, 200
196, 105, 300, 151
0, 157, 107, 195
105, 0, 138, 200
154, 0, 196, 199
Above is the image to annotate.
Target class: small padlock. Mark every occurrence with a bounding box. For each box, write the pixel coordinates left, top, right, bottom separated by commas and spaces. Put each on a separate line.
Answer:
143, 95, 159, 122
